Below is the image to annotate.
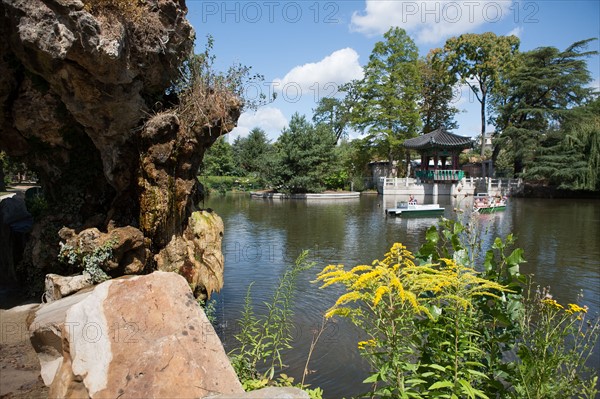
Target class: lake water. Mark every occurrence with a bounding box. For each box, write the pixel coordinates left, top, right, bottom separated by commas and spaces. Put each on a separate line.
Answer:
205, 193, 600, 398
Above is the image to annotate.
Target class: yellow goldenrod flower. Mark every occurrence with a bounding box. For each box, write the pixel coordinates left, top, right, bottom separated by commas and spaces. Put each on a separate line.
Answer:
357, 339, 377, 350
335, 291, 362, 306
373, 285, 390, 306
566, 303, 587, 314
350, 265, 373, 273
541, 298, 564, 310
325, 307, 351, 319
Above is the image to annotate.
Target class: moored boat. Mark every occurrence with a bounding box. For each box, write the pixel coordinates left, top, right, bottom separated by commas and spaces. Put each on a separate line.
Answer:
386, 201, 445, 217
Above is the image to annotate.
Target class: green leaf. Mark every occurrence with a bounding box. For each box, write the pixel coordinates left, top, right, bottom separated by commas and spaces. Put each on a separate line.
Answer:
492, 237, 503, 250
483, 250, 495, 273
404, 378, 427, 385
458, 379, 476, 398
466, 369, 490, 379
427, 364, 449, 372
427, 304, 443, 321
363, 373, 381, 383
506, 248, 525, 267
426, 225, 440, 244
429, 380, 454, 390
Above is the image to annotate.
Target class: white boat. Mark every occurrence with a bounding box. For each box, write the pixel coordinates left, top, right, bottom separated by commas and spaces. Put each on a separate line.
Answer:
386, 201, 445, 217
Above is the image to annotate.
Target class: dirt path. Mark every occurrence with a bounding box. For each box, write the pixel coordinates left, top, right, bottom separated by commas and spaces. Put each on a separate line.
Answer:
0, 303, 48, 398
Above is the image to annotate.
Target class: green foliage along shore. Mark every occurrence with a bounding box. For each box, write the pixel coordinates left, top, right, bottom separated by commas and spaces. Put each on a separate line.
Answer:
316, 217, 599, 398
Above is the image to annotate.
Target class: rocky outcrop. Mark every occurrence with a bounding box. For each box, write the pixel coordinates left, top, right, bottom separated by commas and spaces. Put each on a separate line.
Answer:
155, 210, 225, 298
29, 271, 245, 398
0, 0, 240, 297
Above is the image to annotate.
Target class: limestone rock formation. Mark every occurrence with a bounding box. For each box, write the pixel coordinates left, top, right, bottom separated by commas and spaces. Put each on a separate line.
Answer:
0, 0, 240, 296
155, 210, 225, 298
29, 271, 245, 398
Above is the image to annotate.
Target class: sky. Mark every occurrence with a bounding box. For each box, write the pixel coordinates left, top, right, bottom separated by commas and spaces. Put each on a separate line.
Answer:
185, 0, 600, 142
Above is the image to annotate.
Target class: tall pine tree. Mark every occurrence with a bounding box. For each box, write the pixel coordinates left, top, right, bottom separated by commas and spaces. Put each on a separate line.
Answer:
493, 39, 597, 177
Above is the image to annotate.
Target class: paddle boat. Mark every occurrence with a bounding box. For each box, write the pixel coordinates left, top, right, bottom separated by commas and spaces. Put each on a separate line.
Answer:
473, 193, 507, 213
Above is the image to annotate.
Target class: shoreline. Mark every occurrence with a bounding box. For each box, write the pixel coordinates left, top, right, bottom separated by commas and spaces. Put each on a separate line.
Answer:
249, 191, 361, 200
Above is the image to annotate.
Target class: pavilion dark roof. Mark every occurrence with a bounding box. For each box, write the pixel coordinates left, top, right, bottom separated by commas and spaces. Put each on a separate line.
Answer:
403, 129, 473, 150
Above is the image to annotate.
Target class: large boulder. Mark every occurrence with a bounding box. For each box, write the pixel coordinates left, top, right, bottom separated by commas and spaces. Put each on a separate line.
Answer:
29, 271, 244, 398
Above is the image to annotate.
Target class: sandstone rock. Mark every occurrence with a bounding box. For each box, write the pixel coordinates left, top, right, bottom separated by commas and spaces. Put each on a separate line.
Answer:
44, 273, 94, 302
156, 210, 225, 298
57, 225, 150, 277
29, 289, 93, 385
29, 271, 244, 398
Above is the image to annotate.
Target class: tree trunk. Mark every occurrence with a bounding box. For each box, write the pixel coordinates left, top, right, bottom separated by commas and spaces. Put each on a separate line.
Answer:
480, 91, 487, 178
514, 157, 523, 177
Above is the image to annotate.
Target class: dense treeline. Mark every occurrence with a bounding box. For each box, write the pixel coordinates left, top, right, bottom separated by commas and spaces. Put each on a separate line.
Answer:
201, 29, 599, 193
200, 122, 363, 193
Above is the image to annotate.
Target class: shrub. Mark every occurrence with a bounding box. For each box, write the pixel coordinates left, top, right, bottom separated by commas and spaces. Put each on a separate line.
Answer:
199, 176, 261, 195
58, 240, 115, 283
317, 242, 510, 398
513, 288, 599, 398
316, 217, 598, 398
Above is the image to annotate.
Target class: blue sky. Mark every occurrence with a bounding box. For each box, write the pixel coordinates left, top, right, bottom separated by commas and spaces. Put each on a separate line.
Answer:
185, 0, 600, 142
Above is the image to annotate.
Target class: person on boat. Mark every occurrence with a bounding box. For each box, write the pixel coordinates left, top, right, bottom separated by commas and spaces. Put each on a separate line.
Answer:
409, 195, 417, 205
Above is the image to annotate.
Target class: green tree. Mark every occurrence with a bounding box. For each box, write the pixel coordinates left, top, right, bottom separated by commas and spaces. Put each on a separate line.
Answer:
440, 33, 520, 158
492, 39, 597, 176
347, 27, 421, 176
522, 98, 600, 190
268, 113, 336, 193
232, 127, 272, 177
200, 137, 235, 176
312, 97, 350, 144
419, 49, 459, 133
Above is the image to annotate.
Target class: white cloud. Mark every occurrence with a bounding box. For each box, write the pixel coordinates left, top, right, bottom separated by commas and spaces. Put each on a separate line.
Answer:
273, 48, 363, 97
226, 107, 288, 142
507, 26, 524, 38
350, 0, 514, 43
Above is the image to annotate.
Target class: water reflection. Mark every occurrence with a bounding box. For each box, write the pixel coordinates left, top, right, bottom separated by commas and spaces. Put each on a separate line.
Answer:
206, 194, 600, 398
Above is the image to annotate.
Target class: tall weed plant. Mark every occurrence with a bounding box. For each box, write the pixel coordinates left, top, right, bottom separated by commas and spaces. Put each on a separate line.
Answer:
317, 216, 598, 398
229, 251, 323, 398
